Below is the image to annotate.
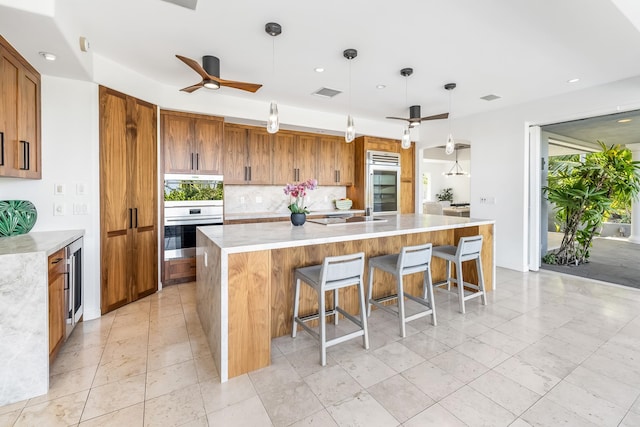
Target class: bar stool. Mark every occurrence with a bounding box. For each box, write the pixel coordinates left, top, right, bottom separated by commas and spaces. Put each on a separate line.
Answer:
292, 252, 369, 366
432, 235, 486, 314
367, 243, 436, 338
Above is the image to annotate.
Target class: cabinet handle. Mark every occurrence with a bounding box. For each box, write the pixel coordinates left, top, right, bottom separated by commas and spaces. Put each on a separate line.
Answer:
195, 153, 199, 170
128, 208, 133, 229
0, 131, 4, 166
243, 166, 247, 181
134, 208, 138, 228
19, 140, 30, 170
248, 166, 252, 181
338, 170, 341, 183
51, 257, 63, 265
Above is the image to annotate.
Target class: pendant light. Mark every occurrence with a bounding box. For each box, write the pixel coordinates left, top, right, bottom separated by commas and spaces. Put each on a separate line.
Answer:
344, 48, 357, 143
265, 22, 282, 134
444, 82, 457, 155
400, 67, 413, 149
443, 146, 469, 176
401, 128, 411, 149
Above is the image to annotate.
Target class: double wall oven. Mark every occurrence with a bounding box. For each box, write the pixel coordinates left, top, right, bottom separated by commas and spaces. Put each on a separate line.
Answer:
164, 174, 224, 265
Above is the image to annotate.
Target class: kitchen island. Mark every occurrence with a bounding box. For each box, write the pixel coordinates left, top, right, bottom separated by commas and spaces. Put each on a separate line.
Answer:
196, 214, 494, 381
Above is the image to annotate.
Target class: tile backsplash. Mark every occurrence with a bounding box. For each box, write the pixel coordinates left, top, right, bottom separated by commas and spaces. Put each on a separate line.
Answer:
224, 185, 347, 214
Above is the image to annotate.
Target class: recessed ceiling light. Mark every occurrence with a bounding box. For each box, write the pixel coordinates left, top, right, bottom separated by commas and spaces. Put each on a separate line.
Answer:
617, 118, 632, 123
376, 84, 386, 89
39, 51, 56, 61
314, 67, 324, 73
567, 78, 580, 83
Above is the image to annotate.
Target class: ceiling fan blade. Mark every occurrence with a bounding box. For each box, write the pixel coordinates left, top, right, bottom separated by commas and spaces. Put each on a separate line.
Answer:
176, 54, 211, 80
218, 78, 262, 93
386, 116, 410, 122
180, 83, 204, 93
420, 112, 449, 121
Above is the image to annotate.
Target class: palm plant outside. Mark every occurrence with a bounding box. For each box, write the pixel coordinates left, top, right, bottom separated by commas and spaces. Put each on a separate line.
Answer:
543, 142, 640, 265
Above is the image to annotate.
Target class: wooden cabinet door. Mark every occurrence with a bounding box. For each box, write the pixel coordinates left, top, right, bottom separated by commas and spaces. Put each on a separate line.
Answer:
100, 87, 130, 313
131, 98, 158, 300
162, 112, 193, 174
316, 136, 337, 185
400, 144, 415, 213
295, 134, 316, 183
0, 49, 18, 177
48, 250, 65, 361
246, 128, 272, 184
223, 124, 248, 184
272, 131, 295, 185
336, 140, 354, 185
17, 68, 40, 178
194, 117, 223, 174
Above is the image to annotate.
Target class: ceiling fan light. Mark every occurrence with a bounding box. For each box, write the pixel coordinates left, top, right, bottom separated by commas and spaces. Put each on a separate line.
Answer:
401, 128, 411, 149
345, 115, 356, 143
203, 80, 219, 90
267, 101, 279, 134
409, 121, 420, 128
445, 134, 455, 155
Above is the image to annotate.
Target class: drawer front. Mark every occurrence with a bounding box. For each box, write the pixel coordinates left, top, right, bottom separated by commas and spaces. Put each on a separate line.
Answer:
48, 248, 65, 278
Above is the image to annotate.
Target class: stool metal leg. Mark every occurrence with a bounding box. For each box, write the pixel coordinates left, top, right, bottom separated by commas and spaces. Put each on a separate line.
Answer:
357, 279, 370, 350
456, 260, 465, 314
396, 273, 407, 338
319, 286, 327, 366
292, 277, 301, 338
424, 267, 437, 326
367, 265, 374, 317
334, 289, 339, 326
476, 257, 487, 306
446, 260, 452, 291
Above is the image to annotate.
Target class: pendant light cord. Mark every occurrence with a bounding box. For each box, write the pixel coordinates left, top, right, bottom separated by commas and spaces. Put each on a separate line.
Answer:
348, 59, 352, 115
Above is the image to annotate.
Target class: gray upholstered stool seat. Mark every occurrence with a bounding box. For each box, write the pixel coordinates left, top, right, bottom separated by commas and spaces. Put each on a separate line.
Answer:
292, 252, 369, 366
432, 235, 487, 314
367, 243, 436, 337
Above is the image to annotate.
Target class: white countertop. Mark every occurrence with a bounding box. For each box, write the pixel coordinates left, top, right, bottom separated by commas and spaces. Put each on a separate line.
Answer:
224, 209, 365, 221
0, 230, 84, 256
198, 214, 494, 253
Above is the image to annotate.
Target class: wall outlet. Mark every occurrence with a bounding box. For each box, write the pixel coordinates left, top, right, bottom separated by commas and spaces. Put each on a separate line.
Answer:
54, 203, 66, 216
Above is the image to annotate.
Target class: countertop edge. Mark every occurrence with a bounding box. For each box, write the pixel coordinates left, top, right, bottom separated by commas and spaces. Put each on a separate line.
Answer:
0, 230, 85, 256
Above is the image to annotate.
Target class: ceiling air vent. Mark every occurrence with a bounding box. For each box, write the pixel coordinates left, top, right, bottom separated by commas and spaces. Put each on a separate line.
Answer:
312, 87, 342, 98
480, 94, 501, 101
160, 0, 198, 10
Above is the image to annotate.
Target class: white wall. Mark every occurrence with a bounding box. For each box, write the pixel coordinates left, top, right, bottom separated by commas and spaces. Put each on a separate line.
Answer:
417, 75, 640, 272
0, 76, 100, 318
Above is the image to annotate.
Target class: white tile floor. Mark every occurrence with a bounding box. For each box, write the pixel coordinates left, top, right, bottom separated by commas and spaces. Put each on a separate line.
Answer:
2, 267, 640, 426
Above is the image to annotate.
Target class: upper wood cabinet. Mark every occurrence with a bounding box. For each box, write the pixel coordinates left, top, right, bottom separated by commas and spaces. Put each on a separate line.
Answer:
162, 110, 223, 175
100, 86, 158, 314
317, 136, 354, 186
223, 124, 272, 184
272, 131, 317, 185
0, 36, 41, 179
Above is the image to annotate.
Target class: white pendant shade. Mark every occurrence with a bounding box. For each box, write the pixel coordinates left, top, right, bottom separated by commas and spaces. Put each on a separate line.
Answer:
445, 134, 455, 155
267, 101, 279, 134
345, 115, 355, 143
401, 128, 411, 149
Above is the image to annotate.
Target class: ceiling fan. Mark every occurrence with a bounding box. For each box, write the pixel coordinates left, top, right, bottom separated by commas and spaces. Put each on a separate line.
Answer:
386, 68, 449, 128
175, 54, 262, 93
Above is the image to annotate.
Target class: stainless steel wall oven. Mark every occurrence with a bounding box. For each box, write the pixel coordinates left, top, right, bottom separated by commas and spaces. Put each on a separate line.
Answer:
163, 174, 224, 261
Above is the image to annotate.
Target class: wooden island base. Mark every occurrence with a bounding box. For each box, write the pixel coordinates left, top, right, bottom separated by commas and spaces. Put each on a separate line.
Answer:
197, 215, 493, 381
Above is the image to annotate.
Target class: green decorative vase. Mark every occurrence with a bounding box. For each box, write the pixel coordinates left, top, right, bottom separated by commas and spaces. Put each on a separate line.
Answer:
0, 200, 38, 237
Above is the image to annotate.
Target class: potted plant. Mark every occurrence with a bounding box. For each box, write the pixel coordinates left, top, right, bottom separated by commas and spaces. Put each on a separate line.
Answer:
436, 188, 453, 206
283, 178, 318, 226
543, 142, 640, 265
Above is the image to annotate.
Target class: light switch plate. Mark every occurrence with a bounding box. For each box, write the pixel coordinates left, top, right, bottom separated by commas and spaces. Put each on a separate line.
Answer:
54, 203, 66, 216
76, 183, 87, 196
54, 183, 65, 195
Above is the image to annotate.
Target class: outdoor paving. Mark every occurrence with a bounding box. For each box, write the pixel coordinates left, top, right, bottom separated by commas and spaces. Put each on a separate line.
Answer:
542, 237, 640, 289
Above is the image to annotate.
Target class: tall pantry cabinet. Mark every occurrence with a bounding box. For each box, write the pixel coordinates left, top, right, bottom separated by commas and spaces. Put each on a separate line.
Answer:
99, 86, 158, 314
